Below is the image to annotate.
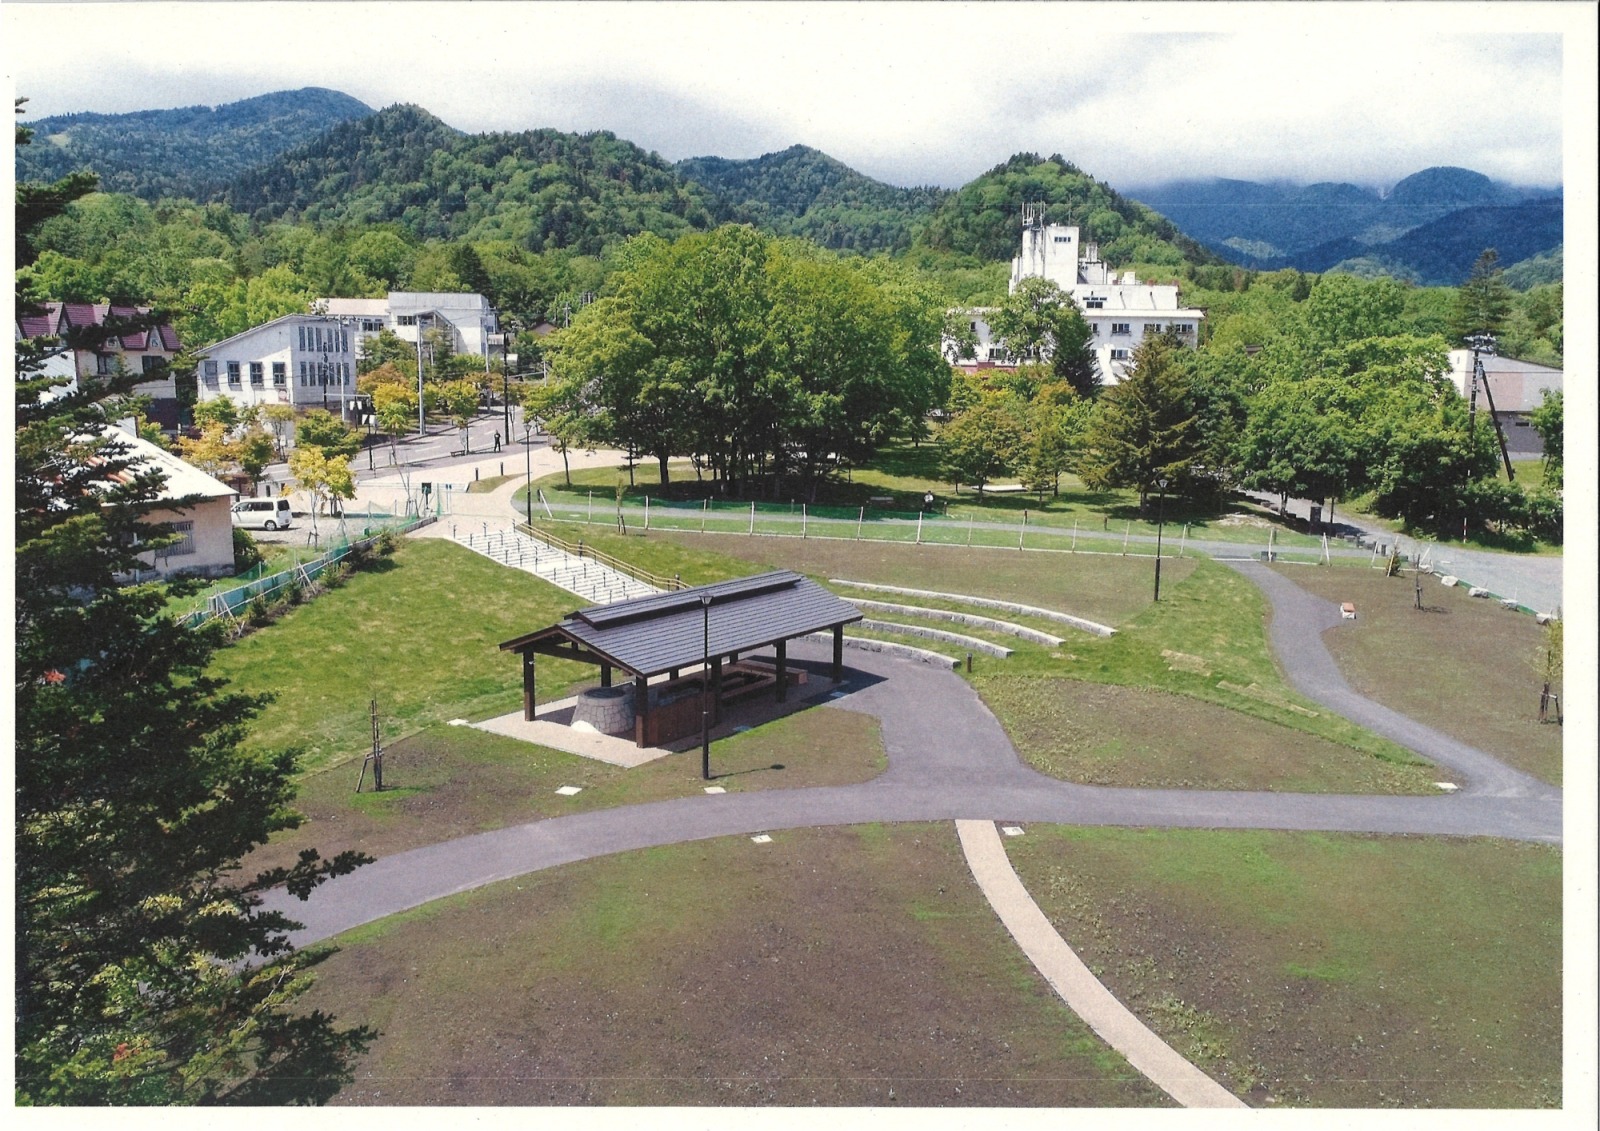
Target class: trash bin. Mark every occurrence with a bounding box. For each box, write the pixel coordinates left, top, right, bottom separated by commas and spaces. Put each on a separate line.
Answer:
1309, 505, 1322, 528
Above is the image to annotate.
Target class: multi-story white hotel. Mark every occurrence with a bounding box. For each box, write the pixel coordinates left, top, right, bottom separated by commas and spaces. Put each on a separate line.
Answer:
947, 208, 1204, 384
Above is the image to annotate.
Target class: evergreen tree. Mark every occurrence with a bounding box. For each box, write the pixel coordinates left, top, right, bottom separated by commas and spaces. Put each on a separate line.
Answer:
1078, 332, 1202, 509
1452, 248, 1514, 341
15, 107, 371, 1104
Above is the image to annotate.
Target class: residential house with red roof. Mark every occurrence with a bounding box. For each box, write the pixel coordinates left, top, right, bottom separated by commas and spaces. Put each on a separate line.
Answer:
18, 301, 183, 427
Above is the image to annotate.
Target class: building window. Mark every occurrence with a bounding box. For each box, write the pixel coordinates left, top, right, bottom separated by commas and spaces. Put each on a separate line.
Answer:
1172, 323, 1194, 334
1084, 297, 1105, 309
297, 325, 306, 351
1090, 323, 1100, 335
227, 362, 241, 387
96, 353, 117, 376
273, 362, 287, 386
202, 361, 219, 388
163, 520, 195, 558
141, 355, 164, 375
1110, 348, 1130, 361
362, 318, 384, 333
1053, 235, 1071, 243
1111, 323, 1131, 336
249, 362, 264, 386
397, 314, 417, 327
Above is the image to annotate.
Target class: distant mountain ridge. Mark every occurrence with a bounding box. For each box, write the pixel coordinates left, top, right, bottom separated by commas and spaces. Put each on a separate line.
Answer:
14, 88, 374, 199
1128, 167, 1562, 284
675, 145, 950, 252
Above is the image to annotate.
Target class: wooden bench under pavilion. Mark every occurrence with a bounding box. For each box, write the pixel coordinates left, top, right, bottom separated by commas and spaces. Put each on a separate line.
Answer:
499, 571, 863, 748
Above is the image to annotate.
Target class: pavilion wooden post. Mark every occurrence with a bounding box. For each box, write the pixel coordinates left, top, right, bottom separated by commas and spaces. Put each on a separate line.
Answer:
522, 652, 536, 721
832, 624, 844, 683
600, 663, 612, 689
633, 674, 650, 748
775, 640, 787, 704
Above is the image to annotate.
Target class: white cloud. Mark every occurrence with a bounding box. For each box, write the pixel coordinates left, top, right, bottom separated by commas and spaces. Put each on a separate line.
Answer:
4, 2, 1576, 190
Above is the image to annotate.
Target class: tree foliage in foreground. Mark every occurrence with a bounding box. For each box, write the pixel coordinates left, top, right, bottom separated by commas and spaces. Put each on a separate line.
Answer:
15, 117, 371, 1105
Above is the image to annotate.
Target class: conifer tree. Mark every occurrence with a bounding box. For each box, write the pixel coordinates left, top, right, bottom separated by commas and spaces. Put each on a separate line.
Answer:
15, 100, 371, 1105
1078, 332, 1201, 509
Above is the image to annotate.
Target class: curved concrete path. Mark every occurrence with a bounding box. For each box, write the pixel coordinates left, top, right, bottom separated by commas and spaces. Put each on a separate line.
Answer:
957, 819, 1246, 1108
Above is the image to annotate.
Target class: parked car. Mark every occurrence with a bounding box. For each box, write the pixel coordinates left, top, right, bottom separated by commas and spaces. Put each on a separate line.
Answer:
231, 497, 294, 530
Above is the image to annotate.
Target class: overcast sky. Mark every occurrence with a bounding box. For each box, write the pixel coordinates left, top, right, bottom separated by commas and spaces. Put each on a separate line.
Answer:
3, 2, 1587, 192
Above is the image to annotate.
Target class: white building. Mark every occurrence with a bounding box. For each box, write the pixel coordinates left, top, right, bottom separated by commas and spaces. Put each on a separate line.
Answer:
196, 313, 359, 422
947, 211, 1204, 385
318, 291, 500, 361
100, 424, 238, 580
1446, 349, 1562, 457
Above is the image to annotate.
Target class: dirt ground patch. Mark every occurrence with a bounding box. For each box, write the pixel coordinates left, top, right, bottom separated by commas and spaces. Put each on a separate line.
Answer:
301, 824, 1170, 1107
650, 531, 1195, 627
976, 678, 1435, 793
247, 706, 885, 876
1008, 826, 1562, 1108
1277, 567, 1563, 785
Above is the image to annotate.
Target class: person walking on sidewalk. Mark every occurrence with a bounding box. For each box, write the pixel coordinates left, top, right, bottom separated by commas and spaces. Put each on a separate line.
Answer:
493, 431, 502, 452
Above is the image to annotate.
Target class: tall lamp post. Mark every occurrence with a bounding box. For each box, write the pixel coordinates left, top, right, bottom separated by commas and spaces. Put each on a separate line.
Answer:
1153, 477, 1169, 603
700, 593, 713, 781
523, 421, 534, 527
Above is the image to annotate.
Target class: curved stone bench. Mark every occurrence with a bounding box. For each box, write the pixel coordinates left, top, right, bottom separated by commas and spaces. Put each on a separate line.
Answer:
851, 599, 1064, 647
858, 618, 1013, 658
831, 579, 1115, 637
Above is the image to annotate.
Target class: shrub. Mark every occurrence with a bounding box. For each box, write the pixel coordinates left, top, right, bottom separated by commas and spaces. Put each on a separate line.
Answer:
247, 594, 271, 626
232, 527, 263, 573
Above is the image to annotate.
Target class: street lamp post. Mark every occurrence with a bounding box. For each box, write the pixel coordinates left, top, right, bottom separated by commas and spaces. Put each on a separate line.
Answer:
700, 593, 713, 781
1153, 478, 1169, 603
523, 422, 534, 527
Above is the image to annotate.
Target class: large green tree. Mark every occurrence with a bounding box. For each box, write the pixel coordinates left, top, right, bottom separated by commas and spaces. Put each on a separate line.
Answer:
985, 276, 1101, 398
15, 110, 370, 1104
1452, 248, 1514, 342
1078, 332, 1202, 508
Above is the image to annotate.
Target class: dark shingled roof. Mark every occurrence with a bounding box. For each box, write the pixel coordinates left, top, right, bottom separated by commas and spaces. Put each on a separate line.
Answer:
500, 571, 861, 678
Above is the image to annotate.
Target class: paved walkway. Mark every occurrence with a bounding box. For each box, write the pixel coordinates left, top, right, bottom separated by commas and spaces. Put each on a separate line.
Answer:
956, 820, 1246, 1108
257, 497, 1563, 1106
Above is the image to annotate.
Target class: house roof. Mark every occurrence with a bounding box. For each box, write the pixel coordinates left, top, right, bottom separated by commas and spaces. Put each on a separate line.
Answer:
98, 425, 236, 503
17, 302, 181, 352
1447, 350, 1563, 413
500, 571, 862, 679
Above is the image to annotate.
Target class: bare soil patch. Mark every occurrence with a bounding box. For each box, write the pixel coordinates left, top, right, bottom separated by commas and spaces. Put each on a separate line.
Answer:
302, 825, 1170, 1107
651, 531, 1195, 627
976, 678, 1434, 793
1008, 826, 1561, 1108
248, 706, 885, 876
1277, 567, 1562, 785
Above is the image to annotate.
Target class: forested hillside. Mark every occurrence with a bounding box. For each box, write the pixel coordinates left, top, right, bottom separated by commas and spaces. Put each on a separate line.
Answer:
223, 104, 731, 253
915, 154, 1224, 270
675, 145, 949, 252
14, 88, 373, 200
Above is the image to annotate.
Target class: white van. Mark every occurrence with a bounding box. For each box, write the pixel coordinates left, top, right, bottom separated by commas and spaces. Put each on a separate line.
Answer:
231, 497, 294, 531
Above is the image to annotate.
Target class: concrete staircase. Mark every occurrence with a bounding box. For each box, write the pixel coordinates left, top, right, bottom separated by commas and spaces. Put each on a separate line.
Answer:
454, 528, 659, 605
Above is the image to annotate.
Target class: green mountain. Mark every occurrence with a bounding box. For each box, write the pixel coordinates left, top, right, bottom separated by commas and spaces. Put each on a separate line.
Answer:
222, 104, 732, 254
913, 153, 1225, 271
14, 88, 373, 200
675, 145, 950, 252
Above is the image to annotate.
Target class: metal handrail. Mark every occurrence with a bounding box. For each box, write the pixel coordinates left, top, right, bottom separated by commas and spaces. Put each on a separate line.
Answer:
514, 521, 683, 592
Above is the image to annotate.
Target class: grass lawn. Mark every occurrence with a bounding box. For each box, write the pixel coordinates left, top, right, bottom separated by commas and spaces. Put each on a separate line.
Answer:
1276, 566, 1564, 786
207, 538, 601, 772
246, 706, 886, 875
1008, 827, 1562, 1108
299, 824, 1170, 1107
977, 680, 1434, 793
532, 528, 1431, 788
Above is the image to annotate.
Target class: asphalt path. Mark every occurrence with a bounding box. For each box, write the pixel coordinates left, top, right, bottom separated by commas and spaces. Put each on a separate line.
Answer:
263, 565, 1562, 948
